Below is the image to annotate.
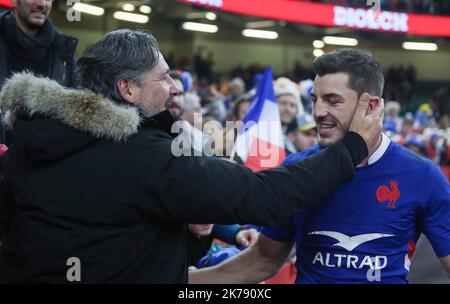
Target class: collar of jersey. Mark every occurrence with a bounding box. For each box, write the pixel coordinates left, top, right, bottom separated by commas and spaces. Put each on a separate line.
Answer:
357, 133, 391, 167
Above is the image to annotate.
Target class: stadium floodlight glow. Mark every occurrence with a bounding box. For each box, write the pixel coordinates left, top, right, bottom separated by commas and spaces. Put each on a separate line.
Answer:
242, 29, 278, 40
113, 11, 149, 24
245, 20, 276, 28
322, 36, 358, 46
402, 42, 438, 51
185, 12, 206, 19
313, 40, 325, 49
73, 3, 104, 16
185, 12, 216, 20
182, 22, 218, 33
139, 5, 152, 14
206, 12, 217, 21
122, 3, 135, 12
313, 49, 324, 57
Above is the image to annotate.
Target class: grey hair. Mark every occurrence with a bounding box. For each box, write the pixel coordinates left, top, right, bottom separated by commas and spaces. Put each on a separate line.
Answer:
76, 29, 160, 103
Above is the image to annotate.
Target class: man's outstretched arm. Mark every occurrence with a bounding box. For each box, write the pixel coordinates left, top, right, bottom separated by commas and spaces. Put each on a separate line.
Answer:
139, 93, 384, 226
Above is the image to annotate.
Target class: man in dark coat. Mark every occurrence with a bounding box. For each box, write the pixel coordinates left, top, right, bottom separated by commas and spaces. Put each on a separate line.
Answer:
0, 30, 383, 283
0, 0, 78, 145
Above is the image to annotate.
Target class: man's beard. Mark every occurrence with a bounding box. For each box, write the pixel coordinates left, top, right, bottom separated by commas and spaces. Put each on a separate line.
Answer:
139, 97, 173, 118
17, 5, 49, 30
167, 102, 184, 120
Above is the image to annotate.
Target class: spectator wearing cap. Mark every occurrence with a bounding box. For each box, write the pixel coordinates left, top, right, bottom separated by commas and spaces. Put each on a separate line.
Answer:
274, 77, 305, 155
286, 114, 318, 154
384, 101, 403, 133
415, 103, 436, 130
274, 77, 305, 134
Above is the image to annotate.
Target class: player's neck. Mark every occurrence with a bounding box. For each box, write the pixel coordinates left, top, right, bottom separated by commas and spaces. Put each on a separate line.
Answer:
359, 133, 383, 166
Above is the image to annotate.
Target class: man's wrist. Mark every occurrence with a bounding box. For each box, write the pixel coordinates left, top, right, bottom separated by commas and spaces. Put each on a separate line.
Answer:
342, 132, 368, 167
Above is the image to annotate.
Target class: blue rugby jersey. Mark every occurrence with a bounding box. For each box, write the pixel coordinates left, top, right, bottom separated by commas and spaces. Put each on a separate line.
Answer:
261, 136, 450, 284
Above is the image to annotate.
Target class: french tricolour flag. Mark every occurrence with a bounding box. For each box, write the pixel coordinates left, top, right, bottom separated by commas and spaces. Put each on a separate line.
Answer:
232, 67, 285, 171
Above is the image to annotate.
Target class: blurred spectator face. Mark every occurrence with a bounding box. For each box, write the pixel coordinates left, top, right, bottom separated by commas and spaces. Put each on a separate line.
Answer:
188, 224, 214, 238
387, 107, 399, 117
229, 83, 245, 99
183, 92, 201, 127
206, 100, 226, 122
230, 85, 245, 99
228, 78, 245, 99
167, 79, 185, 120
401, 120, 414, 137
293, 129, 318, 152
385, 101, 400, 117
438, 115, 449, 129
277, 94, 298, 125
14, 0, 53, 29
312, 73, 358, 147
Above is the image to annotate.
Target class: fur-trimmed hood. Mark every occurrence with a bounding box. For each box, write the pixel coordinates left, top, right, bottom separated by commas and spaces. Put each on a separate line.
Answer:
0, 72, 141, 142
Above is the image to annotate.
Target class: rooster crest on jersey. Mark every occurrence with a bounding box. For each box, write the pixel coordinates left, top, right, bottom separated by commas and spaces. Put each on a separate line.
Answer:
376, 181, 400, 209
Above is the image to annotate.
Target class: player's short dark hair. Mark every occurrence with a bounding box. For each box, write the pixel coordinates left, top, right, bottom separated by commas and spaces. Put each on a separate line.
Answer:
313, 48, 385, 97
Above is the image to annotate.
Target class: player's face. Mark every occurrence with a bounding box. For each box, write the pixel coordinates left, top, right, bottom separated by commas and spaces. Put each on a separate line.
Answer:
312, 72, 358, 147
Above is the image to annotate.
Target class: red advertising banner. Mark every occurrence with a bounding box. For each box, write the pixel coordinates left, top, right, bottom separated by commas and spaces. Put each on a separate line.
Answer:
0, 0, 13, 8
179, 0, 450, 37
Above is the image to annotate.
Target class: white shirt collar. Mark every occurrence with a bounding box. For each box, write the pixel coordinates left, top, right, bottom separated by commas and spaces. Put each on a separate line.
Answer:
367, 133, 391, 166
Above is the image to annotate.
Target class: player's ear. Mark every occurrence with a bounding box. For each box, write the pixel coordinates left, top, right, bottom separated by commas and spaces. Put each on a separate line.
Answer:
366, 95, 382, 115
